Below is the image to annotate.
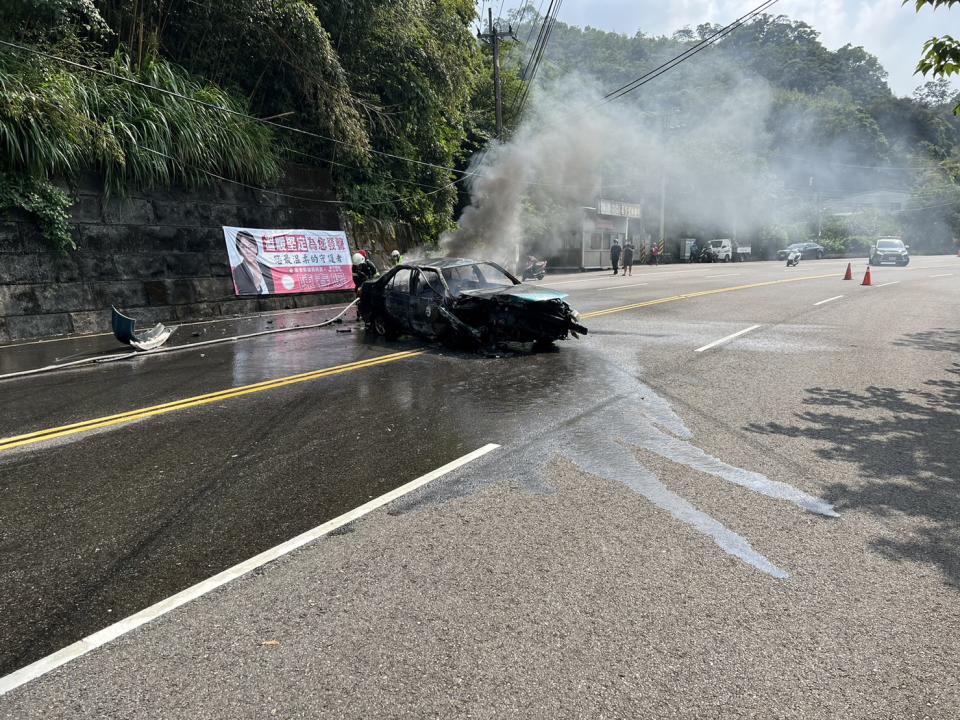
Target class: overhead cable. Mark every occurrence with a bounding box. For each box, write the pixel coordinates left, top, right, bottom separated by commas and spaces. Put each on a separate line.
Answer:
602, 0, 780, 104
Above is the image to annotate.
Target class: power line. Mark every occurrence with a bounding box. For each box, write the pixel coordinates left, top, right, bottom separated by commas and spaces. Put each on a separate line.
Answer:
602, 0, 780, 104
510, 0, 563, 120
140, 147, 466, 207
520, 0, 546, 47
771, 153, 947, 172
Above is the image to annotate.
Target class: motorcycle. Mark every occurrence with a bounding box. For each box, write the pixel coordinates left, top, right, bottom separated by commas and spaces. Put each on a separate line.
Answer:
689, 245, 715, 263
521, 257, 547, 281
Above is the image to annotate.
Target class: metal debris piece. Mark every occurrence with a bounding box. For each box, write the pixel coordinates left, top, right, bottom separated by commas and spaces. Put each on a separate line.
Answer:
111, 306, 176, 351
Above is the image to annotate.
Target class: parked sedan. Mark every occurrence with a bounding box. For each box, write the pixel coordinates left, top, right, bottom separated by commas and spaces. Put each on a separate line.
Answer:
777, 242, 825, 260
358, 258, 587, 347
869, 238, 910, 266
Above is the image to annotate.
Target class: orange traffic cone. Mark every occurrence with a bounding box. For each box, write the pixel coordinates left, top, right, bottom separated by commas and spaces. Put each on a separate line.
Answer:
843, 262, 853, 280
862, 266, 873, 286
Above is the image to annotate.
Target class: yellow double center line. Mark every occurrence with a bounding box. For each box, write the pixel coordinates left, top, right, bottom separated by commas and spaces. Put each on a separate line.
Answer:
0, 350, 423, 453
580, 273, 837, 319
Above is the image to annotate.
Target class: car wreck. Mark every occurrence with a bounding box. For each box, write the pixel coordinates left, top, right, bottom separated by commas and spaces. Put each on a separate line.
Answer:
358, 258, 588, 347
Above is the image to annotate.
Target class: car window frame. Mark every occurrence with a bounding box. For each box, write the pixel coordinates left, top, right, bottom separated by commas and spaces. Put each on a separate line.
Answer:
388, 267, 413, 294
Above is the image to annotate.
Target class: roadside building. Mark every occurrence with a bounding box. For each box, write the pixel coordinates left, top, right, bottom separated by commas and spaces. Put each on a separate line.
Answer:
576, 199, 643, 270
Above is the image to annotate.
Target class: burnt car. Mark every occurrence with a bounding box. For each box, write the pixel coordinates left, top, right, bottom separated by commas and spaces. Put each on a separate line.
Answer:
358, 258, 587, 346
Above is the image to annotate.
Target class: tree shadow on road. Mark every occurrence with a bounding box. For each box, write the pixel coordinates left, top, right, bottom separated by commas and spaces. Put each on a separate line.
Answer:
747, 331, 960, 586
893, 328, 960, 354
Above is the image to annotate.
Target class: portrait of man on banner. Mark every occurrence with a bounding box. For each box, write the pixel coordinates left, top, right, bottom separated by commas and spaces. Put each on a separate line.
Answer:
223, 226, 355, 296
229, 229, 275, 295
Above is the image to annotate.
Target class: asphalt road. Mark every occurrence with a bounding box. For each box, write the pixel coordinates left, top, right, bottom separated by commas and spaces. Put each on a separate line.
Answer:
1, 256, 958, 718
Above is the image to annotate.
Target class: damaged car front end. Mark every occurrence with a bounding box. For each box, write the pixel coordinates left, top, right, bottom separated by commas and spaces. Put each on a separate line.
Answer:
358, 259, 587, 347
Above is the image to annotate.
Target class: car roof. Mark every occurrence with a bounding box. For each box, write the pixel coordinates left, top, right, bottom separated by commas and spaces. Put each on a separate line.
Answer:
406, 257, 480, 269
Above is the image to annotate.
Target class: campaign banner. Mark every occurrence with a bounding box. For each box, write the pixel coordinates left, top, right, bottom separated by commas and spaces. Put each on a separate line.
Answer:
223, 227, 354, 296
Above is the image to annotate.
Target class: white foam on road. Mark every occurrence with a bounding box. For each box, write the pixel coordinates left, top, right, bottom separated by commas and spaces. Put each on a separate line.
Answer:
0, 443, 501, 697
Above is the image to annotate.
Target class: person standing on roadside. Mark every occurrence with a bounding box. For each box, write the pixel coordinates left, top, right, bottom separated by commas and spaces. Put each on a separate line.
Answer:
651, 242, 660, 266
610, 239, 621, 276
621, 239, 635, 276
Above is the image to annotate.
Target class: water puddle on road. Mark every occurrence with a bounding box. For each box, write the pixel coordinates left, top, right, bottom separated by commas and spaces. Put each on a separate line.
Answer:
394, 347, 838, 580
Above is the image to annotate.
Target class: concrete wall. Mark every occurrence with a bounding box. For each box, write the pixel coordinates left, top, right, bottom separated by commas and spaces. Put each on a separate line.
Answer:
0, 165, 359, 342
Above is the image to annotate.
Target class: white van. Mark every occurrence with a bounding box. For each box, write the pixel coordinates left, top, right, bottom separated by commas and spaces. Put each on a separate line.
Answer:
708, 238, 733, 262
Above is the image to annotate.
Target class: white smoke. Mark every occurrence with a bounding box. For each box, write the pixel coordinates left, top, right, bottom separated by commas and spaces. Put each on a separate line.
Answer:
442, 70, 782, 262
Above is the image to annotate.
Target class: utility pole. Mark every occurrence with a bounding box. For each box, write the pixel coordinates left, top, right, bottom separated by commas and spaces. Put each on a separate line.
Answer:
659, 174, 666, 254
479, 8, 515, 140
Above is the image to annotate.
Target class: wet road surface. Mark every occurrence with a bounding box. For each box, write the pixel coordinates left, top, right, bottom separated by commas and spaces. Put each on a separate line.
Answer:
1, 256, 959, 716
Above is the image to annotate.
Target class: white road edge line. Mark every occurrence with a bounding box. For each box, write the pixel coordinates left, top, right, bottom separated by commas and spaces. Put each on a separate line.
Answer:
695, 324, 762, 353
930, 273, 954, 278
813, 295, 844, 306
706, 273, 741, 278
0, 443, 501, 697
875, 281, 901, 287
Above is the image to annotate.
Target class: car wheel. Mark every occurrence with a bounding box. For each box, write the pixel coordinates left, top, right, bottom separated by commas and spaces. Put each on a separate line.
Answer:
373, 313, 400, 340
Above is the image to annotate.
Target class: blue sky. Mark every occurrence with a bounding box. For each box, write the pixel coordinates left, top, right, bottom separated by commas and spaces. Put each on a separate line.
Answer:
478, 0, 956, 97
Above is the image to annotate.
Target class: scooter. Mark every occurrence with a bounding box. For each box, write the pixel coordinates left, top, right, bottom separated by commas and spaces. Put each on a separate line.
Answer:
522, 257, 547, 281
785, 249, 801, 267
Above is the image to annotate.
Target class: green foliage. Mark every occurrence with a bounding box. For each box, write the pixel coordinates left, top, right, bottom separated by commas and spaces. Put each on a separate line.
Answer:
311, 0, 484, 239
0, 172, 73, 251
0, 48, 283, 190
909, 1, 960, 114
0, 46, 282, 246
1, 0, 499, 247
155, 0, 369, 159
1, 0, 108, 40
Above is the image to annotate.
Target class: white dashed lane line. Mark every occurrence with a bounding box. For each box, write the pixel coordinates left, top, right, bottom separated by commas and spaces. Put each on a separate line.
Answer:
813, 295, 844, 306
694, 325, 762, 353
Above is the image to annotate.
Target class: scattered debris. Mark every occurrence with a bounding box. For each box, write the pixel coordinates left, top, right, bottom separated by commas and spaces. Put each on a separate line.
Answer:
111, 306, 176, 351
336, 328, 353, 334
261, 640, 281, 647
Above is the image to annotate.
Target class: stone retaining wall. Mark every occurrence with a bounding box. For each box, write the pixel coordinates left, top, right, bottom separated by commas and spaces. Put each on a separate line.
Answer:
0, 165, 360, 342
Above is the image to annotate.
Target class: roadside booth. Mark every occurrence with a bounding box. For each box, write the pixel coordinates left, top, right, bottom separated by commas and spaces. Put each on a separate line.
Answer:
580, 199, 643, 270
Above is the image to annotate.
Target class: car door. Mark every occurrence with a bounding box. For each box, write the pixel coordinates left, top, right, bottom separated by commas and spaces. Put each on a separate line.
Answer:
383, 267, 415, 331
409, 268, 448, 338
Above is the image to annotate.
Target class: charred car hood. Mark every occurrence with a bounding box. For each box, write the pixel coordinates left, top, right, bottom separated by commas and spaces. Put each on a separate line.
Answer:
458, 284, 569, 303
